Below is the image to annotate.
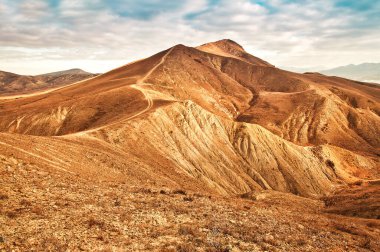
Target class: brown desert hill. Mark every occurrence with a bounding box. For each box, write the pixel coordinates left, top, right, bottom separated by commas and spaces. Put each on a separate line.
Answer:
140, 41, 380, 155
0, 39, 379, 196
1, 39, 380, 251
0, 68, 97, 95
0, 39, 379, 198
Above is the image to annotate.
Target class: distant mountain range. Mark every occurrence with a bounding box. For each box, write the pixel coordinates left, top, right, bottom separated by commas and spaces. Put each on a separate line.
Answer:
283, 63, 380, 84
320, 63, 380, 83
0, 68, 97, 94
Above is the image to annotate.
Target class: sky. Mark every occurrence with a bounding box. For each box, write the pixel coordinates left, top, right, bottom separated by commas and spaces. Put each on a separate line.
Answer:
0, 0, 379, 75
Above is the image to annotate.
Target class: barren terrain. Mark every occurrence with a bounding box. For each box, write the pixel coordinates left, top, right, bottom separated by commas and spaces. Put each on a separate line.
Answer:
0, 39, 379, 251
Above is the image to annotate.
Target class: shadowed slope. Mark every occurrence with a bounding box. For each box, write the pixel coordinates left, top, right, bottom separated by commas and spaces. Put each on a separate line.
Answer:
80, 101, 377, 196
142, 42, 380, 155
0, 101, 376, 197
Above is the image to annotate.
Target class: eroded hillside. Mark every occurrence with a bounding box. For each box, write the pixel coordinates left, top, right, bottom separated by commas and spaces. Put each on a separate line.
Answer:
0, 40, 379, 195
1, 39, 380, 251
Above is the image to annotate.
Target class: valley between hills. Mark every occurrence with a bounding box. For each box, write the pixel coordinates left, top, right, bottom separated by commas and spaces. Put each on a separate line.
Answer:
1, 39, 379, 251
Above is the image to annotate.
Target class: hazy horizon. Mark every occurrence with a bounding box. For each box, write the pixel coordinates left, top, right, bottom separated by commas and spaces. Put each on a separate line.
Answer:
1, 0, 380, 75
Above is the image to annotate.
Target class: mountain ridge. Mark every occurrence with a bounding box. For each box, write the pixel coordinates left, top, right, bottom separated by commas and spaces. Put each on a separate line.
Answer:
320, 62, 380, 83
0, 39, 379, 194
0, 68, 97, 95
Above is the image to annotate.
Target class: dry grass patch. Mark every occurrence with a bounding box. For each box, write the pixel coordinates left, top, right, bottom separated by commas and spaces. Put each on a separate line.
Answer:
173, 189, 187, 195
0, 193, 9, 200
86, 217, 106, 229
177, 243, 197, 252
178, 225, 199, 237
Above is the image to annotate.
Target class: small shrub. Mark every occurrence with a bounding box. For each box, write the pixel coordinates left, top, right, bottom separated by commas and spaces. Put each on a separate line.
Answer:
31, 206, 44, 216
193, 193, 203, 198
38, 237, 68, 251
295, 238, 308, 246
178, 225, 198, 236
6, 211, 18, 219
0, 194, 8, 200
366, 220, 380, 229
137, 188, 153, 194
334, 223, 359, 235
240, 192, 251, 199
173, 189, 186, 195
361, 236, 372, 250
183, 197, 193, 202
205, 243, 231, 252
114, 199, 121, 206
322, 196, 335, 207
119, 212, 132, 222
326, 159, 335, 168
177, 243, 196, 252
20, 199, 32, 206
161, 247, 176, 252
86, 217, 105, 228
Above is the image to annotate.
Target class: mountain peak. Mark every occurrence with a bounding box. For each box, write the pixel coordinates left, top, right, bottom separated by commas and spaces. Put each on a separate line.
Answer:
215, 38, 244, 49
196, 39, 273, 67
170, 43, 189, 52
198, 39, 245, 52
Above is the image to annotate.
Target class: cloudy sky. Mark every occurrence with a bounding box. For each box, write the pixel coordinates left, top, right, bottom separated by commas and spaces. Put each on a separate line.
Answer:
0, 0, 379, 75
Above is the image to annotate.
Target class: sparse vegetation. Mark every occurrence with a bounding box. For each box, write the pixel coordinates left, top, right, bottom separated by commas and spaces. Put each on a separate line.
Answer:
86, 217, 105, 229
1, 168, 380, 251
183, 196, 193, 202
30, 206, 44, 216
20, 199, 31, 206
326, 159, 335, 168
6, 211, 18, 219
173, 189, 187, 195
0, 193, 8, 200
178, 225, 199, 236
177, 243, 196, 252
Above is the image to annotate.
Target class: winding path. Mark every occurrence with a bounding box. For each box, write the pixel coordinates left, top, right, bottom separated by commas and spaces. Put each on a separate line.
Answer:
65, 47, 174, 136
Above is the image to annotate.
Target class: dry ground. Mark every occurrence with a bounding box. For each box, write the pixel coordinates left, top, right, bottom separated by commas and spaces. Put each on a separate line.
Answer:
1, 160, 379, 252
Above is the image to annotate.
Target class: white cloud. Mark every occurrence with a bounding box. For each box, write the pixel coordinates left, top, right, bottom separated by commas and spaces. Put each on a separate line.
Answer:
0, 0, 379, 74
